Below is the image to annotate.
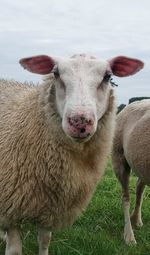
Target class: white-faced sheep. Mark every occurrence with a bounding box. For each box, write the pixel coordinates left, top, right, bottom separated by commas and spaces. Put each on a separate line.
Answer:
0, 54, 144, 255
112, 99, 150, 245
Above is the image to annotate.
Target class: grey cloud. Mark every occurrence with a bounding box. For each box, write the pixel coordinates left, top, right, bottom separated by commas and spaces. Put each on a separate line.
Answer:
0, 0, 149, 103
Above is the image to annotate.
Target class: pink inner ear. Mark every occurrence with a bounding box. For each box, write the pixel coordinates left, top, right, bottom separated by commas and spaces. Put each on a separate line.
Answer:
109, 56, 144, 77
19, 55, 55, 75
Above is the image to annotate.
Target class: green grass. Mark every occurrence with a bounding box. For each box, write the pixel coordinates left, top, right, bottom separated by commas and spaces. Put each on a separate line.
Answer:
1, 161, 150, 255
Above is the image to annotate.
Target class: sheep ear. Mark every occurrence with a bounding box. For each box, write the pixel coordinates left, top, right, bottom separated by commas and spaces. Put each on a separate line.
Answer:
19, 55, 55, 75
109, 56, 144, 77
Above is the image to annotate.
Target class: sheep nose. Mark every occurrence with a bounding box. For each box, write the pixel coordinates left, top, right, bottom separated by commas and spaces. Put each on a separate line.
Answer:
68, 114, 95, 138
68, 114, 94, 128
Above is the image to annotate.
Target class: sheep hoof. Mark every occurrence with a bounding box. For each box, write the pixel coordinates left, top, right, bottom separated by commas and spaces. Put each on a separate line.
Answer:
131, 215, 143, 227
124, 225, 137, 245
124, 233, 137, 246
5, 249, 22, 255
136, 220, 143, 227
5, 252, 21, 255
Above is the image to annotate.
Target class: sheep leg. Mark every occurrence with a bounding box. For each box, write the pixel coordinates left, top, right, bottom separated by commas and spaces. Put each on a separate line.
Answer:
131, 178, 145, 227
113, 158, 136, 245
38, 228, 51, 255
5, 228, 22, 255
121, 169, 136, 245
0, 229, 6, 240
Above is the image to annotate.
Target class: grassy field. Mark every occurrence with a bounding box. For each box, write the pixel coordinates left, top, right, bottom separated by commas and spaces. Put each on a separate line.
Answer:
0, 161, 150, 255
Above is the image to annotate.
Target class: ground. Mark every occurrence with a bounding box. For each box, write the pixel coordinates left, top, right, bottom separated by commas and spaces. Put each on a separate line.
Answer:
0, 161, 150, 255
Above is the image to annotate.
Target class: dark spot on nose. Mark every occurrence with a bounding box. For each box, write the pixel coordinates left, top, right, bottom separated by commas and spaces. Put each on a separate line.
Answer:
80, 128, 86, 133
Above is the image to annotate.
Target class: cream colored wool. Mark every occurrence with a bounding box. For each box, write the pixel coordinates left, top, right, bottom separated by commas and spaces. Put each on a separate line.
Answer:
0, 77, 116, 231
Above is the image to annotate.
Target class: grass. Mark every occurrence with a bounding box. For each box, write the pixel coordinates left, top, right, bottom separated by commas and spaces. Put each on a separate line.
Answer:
1, 161, 150, 255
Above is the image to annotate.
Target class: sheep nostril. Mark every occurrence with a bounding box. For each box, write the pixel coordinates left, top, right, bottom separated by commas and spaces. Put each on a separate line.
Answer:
80, 128, 86, 133
88, 119, 94, 125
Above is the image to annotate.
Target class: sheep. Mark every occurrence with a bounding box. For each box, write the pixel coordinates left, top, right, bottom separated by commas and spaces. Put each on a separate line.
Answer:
112, 99, 150, 245
0, 54, 144, 255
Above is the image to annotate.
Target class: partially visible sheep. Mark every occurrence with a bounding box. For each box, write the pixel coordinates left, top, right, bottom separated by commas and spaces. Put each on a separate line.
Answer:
0, 54, 143, 255
112, 100, 150, 245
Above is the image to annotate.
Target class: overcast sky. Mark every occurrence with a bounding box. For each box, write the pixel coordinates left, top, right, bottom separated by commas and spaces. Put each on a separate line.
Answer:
0, 0, 150, 104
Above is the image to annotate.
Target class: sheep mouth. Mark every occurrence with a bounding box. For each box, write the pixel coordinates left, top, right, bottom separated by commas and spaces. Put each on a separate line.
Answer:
70, 134, 92, 143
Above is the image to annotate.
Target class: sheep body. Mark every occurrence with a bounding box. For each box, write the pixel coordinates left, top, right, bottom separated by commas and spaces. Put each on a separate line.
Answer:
0, 78, 115, 231
112, 99, 150, 244
0, 54, 144, 254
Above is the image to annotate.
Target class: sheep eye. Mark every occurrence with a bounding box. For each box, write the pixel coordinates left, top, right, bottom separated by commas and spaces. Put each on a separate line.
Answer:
103, 72, 112, 82
52, 66, 59, 79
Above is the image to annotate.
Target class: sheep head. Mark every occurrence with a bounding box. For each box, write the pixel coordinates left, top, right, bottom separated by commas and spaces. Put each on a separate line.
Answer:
19, 54, 144, 143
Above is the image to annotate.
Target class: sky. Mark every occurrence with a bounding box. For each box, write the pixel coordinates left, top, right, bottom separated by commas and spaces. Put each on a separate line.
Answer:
0, 0, 150, 104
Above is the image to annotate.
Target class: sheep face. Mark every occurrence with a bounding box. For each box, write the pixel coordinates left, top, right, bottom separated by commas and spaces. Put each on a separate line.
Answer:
19, 54, 144, 143
54, 56, 112, 142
